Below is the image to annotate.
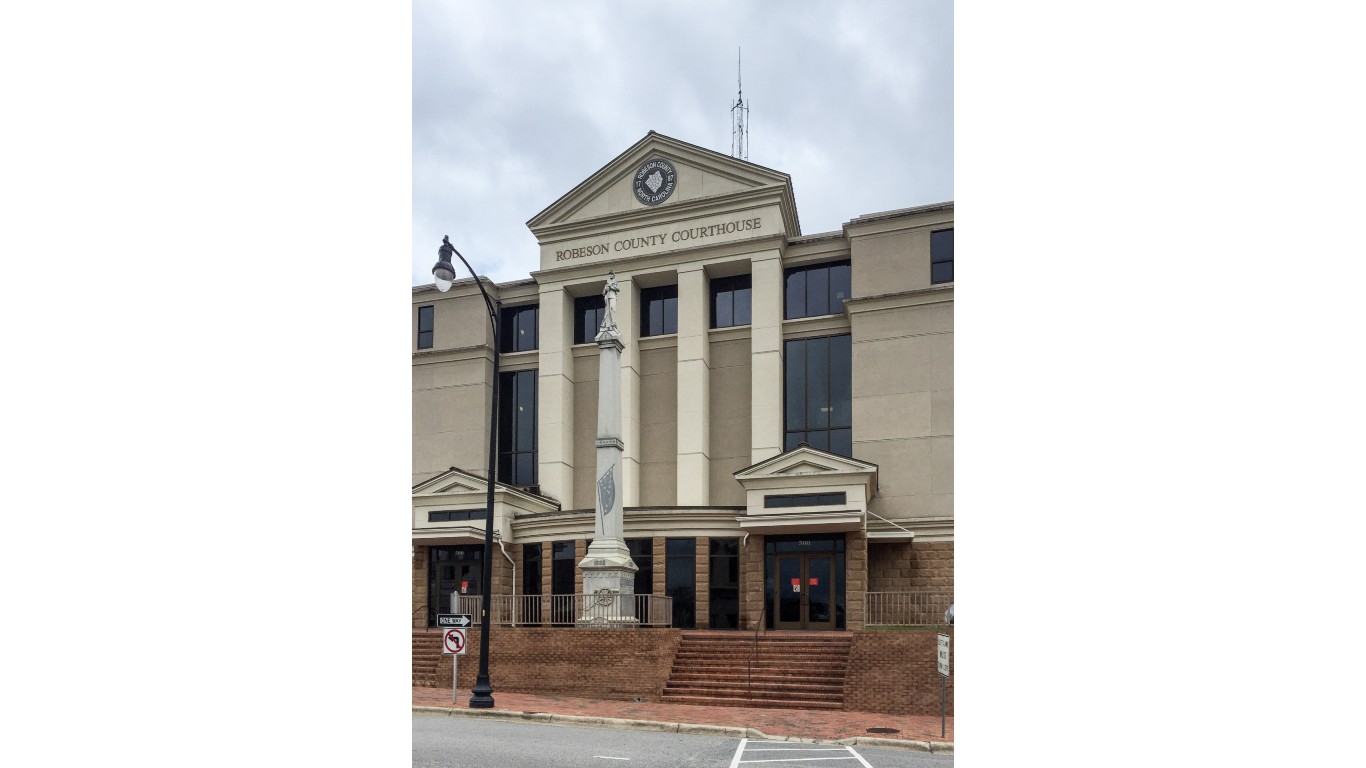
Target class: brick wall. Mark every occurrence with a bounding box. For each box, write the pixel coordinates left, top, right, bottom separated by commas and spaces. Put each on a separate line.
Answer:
413, 546, 429, 629
867, 541, 954, 591
845, 629, 953, 716
430, 627, 683, 701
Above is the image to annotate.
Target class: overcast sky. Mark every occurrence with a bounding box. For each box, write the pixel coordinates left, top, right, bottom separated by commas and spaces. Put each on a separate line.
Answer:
412, 0, 953, 286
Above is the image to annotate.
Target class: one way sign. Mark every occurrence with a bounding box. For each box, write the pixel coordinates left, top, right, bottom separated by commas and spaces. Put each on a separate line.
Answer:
437, 614, 473, 628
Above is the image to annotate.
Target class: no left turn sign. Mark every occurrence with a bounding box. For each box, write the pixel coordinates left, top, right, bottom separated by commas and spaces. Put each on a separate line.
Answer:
443, 628, 467, 655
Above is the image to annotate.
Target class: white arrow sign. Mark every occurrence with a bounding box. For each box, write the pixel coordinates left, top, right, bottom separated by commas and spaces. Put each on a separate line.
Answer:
436, 614, 473, 628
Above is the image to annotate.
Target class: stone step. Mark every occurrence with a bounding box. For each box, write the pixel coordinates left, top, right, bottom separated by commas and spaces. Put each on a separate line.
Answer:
664, 680, 843, 695
667, 670, 845, 685
658, 693, 843, 710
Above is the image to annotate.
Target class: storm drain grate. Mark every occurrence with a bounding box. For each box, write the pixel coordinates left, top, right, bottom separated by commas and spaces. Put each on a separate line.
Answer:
866, 727, 901, 734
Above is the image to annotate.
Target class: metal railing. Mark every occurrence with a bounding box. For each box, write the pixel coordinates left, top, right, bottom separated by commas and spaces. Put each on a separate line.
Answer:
864, 591, 954, 626
425, 594, 673, 628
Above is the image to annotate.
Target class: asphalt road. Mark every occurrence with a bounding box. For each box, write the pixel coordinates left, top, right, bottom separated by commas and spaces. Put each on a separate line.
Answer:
413, 713, 954, 768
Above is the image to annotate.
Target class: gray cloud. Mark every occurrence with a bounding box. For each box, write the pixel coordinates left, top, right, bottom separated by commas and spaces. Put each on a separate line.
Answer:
413, 0, 952, 285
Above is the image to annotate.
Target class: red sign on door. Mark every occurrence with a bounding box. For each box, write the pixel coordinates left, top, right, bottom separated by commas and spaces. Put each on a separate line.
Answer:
461, 581, 469, 594
809, 577, 819, 586
791, 578, 801, 592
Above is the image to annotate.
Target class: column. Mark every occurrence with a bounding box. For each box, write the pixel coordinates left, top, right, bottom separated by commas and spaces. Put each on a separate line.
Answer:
750, 251, 785, 463
537, 284, 575, 503
675, 265, 711, 504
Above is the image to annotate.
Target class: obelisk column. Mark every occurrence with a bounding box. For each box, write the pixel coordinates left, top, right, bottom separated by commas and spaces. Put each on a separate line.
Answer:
579, 271, 638, 625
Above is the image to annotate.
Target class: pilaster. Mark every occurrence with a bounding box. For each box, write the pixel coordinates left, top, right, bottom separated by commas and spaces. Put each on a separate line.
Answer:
750, 251, 785, 463
537, 284, 574, 503
676, 265, 711, 504
617, 277, 642, 506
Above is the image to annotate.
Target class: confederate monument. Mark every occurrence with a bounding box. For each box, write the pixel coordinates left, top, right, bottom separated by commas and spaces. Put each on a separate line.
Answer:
578, 271, 639, 625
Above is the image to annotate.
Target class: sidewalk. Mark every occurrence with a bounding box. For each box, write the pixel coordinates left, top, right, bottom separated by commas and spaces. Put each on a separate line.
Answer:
413, 687, 953, 750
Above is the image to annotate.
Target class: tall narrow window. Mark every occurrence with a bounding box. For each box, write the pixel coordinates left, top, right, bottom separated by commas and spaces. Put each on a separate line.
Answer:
498, 369, 538, 486
640, 285, 678, 337
784, 261, 851, 319
708, 538, 740, 629
628, 539, 654, 596
551, 540, 576, 626
499, 305, 538, 352
628, 538, 655, 623
522, 543, 543, 624
417, 305, 434, 349
784, 334, 852, 456
665, 538, 696, 629
710, 274, 752, 328
574, 294, 606, 344
931, 228, 954, 284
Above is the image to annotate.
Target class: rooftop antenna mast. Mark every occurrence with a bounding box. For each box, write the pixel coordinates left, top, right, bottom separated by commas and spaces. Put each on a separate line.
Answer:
730, 48, 749, 161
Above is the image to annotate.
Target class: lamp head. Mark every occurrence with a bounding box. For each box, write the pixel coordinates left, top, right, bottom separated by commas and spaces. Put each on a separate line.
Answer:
432, 236, 457, 292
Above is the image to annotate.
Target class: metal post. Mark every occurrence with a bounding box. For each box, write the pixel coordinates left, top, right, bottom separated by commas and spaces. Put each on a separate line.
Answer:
941, 675, 946, 738
469, 297, 499, 709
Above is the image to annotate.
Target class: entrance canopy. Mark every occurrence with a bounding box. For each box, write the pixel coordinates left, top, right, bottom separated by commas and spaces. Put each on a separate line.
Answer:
732, 445, 878, 535
411, 467, 560, 546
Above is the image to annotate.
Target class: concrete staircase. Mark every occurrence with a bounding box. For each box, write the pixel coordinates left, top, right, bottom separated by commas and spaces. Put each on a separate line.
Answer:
661, 631, 851, 710
412, 629, 442, 687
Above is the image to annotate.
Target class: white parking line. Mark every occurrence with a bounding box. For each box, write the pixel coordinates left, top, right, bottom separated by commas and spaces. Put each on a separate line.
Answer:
729, 738, 749, 768
730, 739, 875, 768
593, 757, 630, 761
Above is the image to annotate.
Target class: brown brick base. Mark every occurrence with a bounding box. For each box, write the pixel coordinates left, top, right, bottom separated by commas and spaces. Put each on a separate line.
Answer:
424, 626, 683, 702
845, 628, 953, 716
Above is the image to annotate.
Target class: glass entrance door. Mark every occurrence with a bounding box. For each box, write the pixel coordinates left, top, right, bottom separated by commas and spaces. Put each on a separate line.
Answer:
773, 553, 837, 630
428, 545, 483, 626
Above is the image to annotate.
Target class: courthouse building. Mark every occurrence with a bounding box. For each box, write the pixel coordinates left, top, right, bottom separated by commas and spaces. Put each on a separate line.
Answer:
412, 131, 953, 634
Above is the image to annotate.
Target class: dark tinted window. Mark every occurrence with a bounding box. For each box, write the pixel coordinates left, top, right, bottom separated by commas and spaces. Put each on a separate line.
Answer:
931, 229, 953, 284
522, 543, 542, 595
417, 305, 434, 349
763, 493, 847, 508
784, 335, 852, 456
551, 540, 576, 626
665, 537, 696, 629
500, 305, 538, 352
784, 261, 851, 319
640, 285, 678, 337
628, 538, 654, 599
710, 274, 752, 328
574, 294, 606, 344
708, 538, 740, 629
498, 369, 537, 486
427, 509, 489, 522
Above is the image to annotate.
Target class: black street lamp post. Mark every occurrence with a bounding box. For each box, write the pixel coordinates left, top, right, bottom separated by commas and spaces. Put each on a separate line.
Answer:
432, 235, 499, 709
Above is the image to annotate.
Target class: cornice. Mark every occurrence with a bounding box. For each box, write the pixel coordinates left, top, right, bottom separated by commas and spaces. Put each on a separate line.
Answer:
412, 344, 493, 365
845, 285, 954, 314
529, 234, 786, 285
534, 186, 791, 243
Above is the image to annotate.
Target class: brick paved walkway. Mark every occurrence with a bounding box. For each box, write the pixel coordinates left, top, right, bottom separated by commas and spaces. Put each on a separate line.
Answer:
413, 687, 953, 743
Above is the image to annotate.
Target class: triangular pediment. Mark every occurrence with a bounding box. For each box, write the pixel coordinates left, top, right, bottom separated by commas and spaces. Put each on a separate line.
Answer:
412, 467, 489, 497
412, 467, 562, 512
527, 131, 800, 235
734, 445, 879, 480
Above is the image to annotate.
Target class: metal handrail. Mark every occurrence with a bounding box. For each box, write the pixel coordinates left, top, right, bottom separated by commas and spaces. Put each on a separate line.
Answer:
864, 590, 953, 626
746, 598, 766, 700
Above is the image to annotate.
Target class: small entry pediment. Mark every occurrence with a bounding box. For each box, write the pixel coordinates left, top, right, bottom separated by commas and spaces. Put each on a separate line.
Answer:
734, 445, 879, 480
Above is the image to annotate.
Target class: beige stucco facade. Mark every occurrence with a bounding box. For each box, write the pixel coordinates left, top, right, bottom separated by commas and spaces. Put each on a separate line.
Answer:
413, 132, 952, 631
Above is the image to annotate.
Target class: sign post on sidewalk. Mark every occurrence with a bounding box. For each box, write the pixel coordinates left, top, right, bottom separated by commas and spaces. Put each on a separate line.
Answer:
937, 633, 950, 738
438, 594, 477, 704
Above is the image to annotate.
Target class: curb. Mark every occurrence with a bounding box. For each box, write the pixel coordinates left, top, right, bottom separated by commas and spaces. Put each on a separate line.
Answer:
413, 706, 952, 751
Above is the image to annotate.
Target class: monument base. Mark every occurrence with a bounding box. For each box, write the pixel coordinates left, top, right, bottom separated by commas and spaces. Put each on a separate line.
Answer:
578, 537, 638, 627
